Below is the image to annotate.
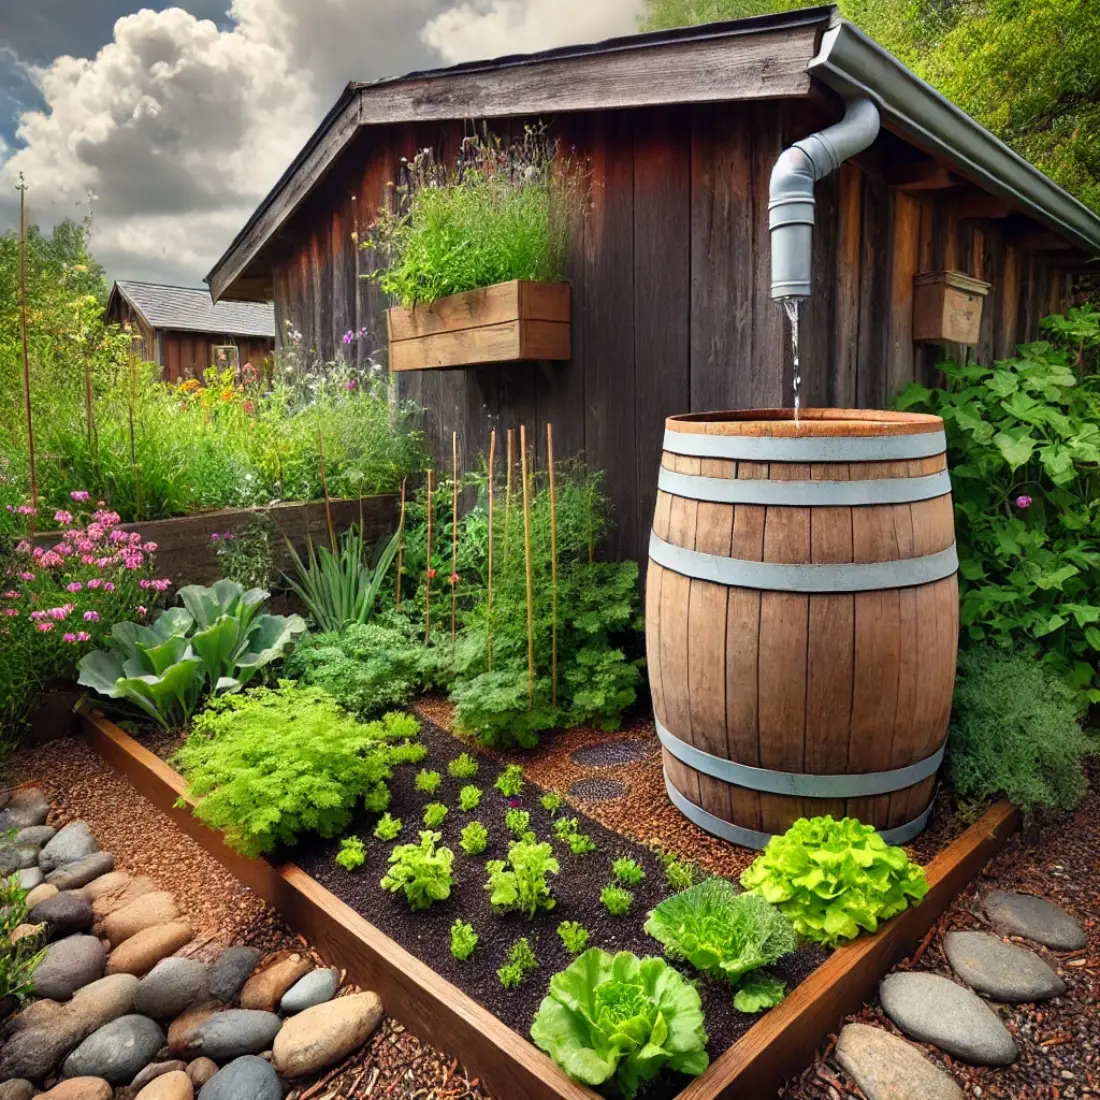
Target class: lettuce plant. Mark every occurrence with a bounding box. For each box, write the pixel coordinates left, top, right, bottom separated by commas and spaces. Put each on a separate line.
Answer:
448, 753, 479, 779
505, 808, 531, 838
335, 837, 366, 872
380, 830, 455, 910
415, 769, 442, 794
450, 919, 479, 961
601, 884, 633, 916
494, 765, 524, 798
498, 936, 538, 989
531, 949, 709, 1098
459, 821, 489, 856
422, 802, 448, 829
566, 833, 596, 856
740, 816, 929, 947
486, 840, 559, 918
644, 880, 796, 989
733, 974, 787, 1014
540, 792, 564, 814
557, 920, 590, 955
612, 857, 645, 886
373, 813, 402, 841
458, 785, 482, 811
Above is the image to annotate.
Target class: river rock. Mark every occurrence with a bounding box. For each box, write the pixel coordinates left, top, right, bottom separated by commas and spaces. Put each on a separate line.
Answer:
132, 1060, 187, 1090
190, 1009, 282, 1061
29, 892, 94, 940
272, 992, 383, 1077
0, 788, 49, 830
33, 936, 106, 1001
47, 854, 116, 892
40, 1079, 113, 1100
0, 1081, 36, 1100
134, 1071, 193, 1100
104, 895, 181, 947
16, 867, 44, 891
61, 1014, 166, 1083
983, 891, 1087, 951
166, 1002, 221, 1058
0, 974, 138, 1081
280, 968, 339, 1014
15, 825, 57, 850
836, 1022, 963, 1100
879, 972, 1018, 1066
184, 1059, 217, 1088
106, 921, 193, 977
197, 1056, 281, 1100
26, 882, 59, 908
945, 930, 1067, 1002
239, 952, 310, 1012
0, 846, 39, 876
135, 959, 209, 1021
206, 947, 260, 1003
39, 824, 98, 874
84, 875, 156, 923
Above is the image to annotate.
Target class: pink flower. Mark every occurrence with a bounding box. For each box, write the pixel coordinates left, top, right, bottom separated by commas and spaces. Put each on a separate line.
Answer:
449, 572, 459, 585
76, 631, 91, 642
427, 568, 437, 580
47, 606, 71, 621
2, 608, 18, 618
84, 610, 100, 622
66, 582, 83, 593
210, 532, 220, 542
87, 524, 104, 541
76, 540, 94, 552
14, 540, 31, 554
17, 505, 37, 516
128, 532, 142, 545
343, 379, 357, 391
71, 490, 91, 502
103, 582, 115, 593
86, 578, 102, 590
109, 530, 127, 544
81, 554, 96, 565
38, 552, 64, 569
62, 632, 78, 643
1015, 495, 1033, 509
30, 611, 46, 622
54, 510, 73, 526
94, 510, 120, 526
139, 579, 150, 589
142, 542, 158, 552
136, 605, 148, 617
54, 544, 73, 556
222, 531, 234, 542
18, 571, 34, 582
36, 622, 54, 633
1, 591, 18, 599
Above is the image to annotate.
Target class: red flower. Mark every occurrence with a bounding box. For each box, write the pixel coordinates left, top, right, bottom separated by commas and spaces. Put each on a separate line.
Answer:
449, 572, 459, 585
426, 568, 437, 580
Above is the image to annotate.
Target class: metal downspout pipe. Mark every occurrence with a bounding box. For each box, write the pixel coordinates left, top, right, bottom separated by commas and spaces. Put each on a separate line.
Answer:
769, 96, 881, 300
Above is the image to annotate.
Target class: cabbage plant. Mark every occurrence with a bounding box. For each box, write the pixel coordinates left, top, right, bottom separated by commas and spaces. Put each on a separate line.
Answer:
530, 948, 709, 1098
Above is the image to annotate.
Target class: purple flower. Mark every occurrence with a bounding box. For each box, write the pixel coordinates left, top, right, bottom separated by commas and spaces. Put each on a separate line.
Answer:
86, 578, 102, 590
103, 582, 115, 593
18, 571, 34, 582
54, 510, 73, 526
1015, 495, 1033, 510
84, 610, 100, 622
343, 379, 357, 391
222, 531, 234, 542
343, 330, 354, 345
66, 582, 83, 593
210, 532, 221, 542
71, 490, 91, 502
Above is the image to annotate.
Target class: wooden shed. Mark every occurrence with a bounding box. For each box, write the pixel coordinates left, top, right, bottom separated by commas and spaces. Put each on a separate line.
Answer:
206, 5, 1100, 566
106, 280, 276, 382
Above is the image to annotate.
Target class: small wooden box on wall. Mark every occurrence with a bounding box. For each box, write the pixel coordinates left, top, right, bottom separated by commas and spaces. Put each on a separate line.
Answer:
387, 280, 571, 372
913, 270, 992, 345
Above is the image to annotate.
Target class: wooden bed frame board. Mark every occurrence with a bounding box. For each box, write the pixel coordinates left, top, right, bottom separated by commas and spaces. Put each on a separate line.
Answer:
80, 708, 1020, 1100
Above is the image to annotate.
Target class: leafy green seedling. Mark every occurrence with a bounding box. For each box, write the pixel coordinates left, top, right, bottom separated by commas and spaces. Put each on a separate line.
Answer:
459, 785, 482, 812
495, 765, 525, 798
459, 821, 489, 856
450, 919, 479, 961
505, 808, 531, 838
448, 753, 479, 779
557, 920, 590, 955
415, 769, 442, 794
601, 884, 633, 916
373, 813, 402, 841
665, 860, 695, 892
553, 816, 580, 839
380, 831, 454, 910
612, 857, 645, 886
540, 792, 564, 814
497, 936, 538, 989
486, 841, 559, 918
734, 974, 787, 1014
335, 837, 366, 872
391, 742, 428, 765
566, 832, 596, 855
423, 802, 448, 828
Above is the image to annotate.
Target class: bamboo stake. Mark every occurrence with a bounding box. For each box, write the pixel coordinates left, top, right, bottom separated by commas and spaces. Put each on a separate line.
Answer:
520, 425, 535, 707
317, 424, 336, 553
395, 477, 407, 610
17, 175, 37, 534
486, 429, 496, 672
450, 431, 459, 665
503, 428, 515, 573
547, 423, 559, 707
425, 467, 434, 644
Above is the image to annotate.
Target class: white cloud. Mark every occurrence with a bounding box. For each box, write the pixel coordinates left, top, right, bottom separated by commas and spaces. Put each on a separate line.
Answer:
0, 0, 642, 287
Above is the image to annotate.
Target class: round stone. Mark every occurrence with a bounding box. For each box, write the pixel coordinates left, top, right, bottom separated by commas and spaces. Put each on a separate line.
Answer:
135, 1070, 194, 1100
272, 991, 383, 1077
25, 882, 59, 908
945, 930, 1067, 1002
280, 968, 340, 1014
0, 846, 39, 876
104, 892, 181, 946
131, 1059, 188, 1090
166, 1001, 221, 1058
192, 1009, 283, 1060
106, 921, 194, 977
0, 1081, 37, 1100
40, 1078, 113, 1100
33, 936, 107, 1001
879, 972, 1018, 1066
206, 946, 261, 1003
85, 873, 157, 923
835, 1022, 964, 1100
61, 1014, 167, 1083
135, 958, 209, 1020
47, 853, 117, 892
15, 824, 57, 849
568, 777, 627, 801
39, 823, 98, 874
197, 1056, 281, 1100
185, 1058, 218, 1088
983, 891, 1087, 951
239, 952, 311, 1012
16, 866, 44, 891
0, 788, 50, 830
29, 891, 95, 940
570, 740, 648, 767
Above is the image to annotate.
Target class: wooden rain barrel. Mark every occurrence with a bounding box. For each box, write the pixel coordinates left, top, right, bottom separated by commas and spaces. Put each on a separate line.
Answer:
645, 409, 959, 850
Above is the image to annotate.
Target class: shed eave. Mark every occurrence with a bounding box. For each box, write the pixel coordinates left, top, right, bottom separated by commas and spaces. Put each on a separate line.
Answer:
812, 18, 1100, 257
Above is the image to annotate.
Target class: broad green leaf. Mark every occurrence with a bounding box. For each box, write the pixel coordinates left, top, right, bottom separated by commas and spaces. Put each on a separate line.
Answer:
994, 431, 1035, 470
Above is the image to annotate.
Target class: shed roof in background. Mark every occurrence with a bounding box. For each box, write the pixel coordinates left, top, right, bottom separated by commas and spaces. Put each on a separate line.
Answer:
110, 280, 276, 338
206, 4, 1100, 303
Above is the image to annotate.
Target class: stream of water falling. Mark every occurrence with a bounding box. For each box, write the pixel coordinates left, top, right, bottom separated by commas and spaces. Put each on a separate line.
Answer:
782, 297, 801, 426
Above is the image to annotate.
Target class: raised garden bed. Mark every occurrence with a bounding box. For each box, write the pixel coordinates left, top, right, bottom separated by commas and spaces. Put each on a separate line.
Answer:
80, 706, 1020, 1100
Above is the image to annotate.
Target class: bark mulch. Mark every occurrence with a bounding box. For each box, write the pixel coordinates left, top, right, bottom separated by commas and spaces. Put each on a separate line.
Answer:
781, 760, 1100, 1100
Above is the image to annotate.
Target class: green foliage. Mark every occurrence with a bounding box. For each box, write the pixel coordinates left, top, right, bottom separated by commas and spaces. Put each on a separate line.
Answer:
664, 861, 696, 892
949, 645, 1096, 814
1, 875, 47, 1010
450, 919, 479, 961
896, 320, 1100, 701
557, 920, 591, 955
644, 880, 796, 991
458, 785, 483, 811
540, 792, 564, 814
173, 683, 419, 857
734, 974, 787, 1015
600, 884, 633, 917
612, 858, 645, 886
214, 514, 279, 592
498, 936, 539, 989
530, 949, 709, 1098
335, 836, 367, 872
740, 817, 929, 947
494, 765, 525, 798
486, 840, 559, 918
553, 817, 580, 839
422, 802, 449, 829
78, 581, 306, 729
380, 830, 455, 910
565, 832, 596, 856
505, 808, 531, 839
448, 752, 480, 779
373, 813, 403, 841
364, 129, 586, 307
459, 820, 489, 856
415, 769, 442, 794
389, 742, 428, 766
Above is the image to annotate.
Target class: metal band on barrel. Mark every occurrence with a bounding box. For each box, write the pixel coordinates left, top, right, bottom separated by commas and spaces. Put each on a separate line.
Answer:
655, 716, 945, 797
649, 531, 958, 593
657, 466, 951, 506
663, 772, 936, 851
662, 427, 947, 463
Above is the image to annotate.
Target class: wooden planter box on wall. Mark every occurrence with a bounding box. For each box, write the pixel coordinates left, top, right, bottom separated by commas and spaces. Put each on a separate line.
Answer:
387, 280, 571, 372
913, 271, 992, 344
82, 708, 1021, 1100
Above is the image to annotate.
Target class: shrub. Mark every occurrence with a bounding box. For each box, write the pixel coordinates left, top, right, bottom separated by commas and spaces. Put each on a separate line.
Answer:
1, 876, 47, 1011
612, 857, 645, 886
498, 936, 538, 989
540, 792, 564, 814
448, 752, 479, 779
486, 840, 559, 918
494, 765, 524, 798
741, 817, 929, 947
530, 949, 709, 1097
949, 645, 1096, 813
335, 837, 366, 872
458, 785, 482, 812
173, 684, 419, 857
373, 813, 402, 841
556, 920, 590, 955
422, 802, 448, 829
459, 820, 489, 856
450, 919, 479, 961
380, 830, 455, 910
601, 884, 633, 917
505, 808, 531, 839
415, 769, 442, 794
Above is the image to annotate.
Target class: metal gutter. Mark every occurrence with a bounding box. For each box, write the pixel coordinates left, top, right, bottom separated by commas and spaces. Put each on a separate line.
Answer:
811, 17, 1100, 256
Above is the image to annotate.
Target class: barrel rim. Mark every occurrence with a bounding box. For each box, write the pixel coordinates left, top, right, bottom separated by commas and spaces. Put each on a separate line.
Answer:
666, 408, 944, 438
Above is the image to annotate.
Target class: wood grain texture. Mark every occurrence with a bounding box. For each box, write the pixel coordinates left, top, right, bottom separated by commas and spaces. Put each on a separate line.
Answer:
387, 281, 570, 340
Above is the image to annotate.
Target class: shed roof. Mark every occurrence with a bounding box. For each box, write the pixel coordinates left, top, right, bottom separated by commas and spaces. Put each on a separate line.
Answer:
110, 280, 276, 338
207, 4, 1100, 302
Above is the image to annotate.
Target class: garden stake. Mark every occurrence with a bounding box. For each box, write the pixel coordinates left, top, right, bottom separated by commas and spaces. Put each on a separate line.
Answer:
486, 429, 496, 672
317, 423, 336, 553
395, 477, 407, 610
128, 333, 142, 519
547, 422, 559, 706
503, 428, 515, 575
520, 424, 535, 707
450, 431, 459, 665
425, 467, 434, 643
16, 174, 38, 532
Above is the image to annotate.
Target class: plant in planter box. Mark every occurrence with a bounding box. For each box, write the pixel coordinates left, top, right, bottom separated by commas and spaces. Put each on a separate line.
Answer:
486, 840, 559, 918
381, 830, 455, 910
335, 836, 367, 872
498, 936, 538, 989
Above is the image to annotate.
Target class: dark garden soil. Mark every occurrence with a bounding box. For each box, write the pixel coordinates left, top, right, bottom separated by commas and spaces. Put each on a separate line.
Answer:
292, 718, 831, 1100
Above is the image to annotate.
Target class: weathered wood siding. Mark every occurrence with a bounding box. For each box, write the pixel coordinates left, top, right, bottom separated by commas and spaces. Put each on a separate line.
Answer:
271, 103, 1069, 566
161, 332, 275, 381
